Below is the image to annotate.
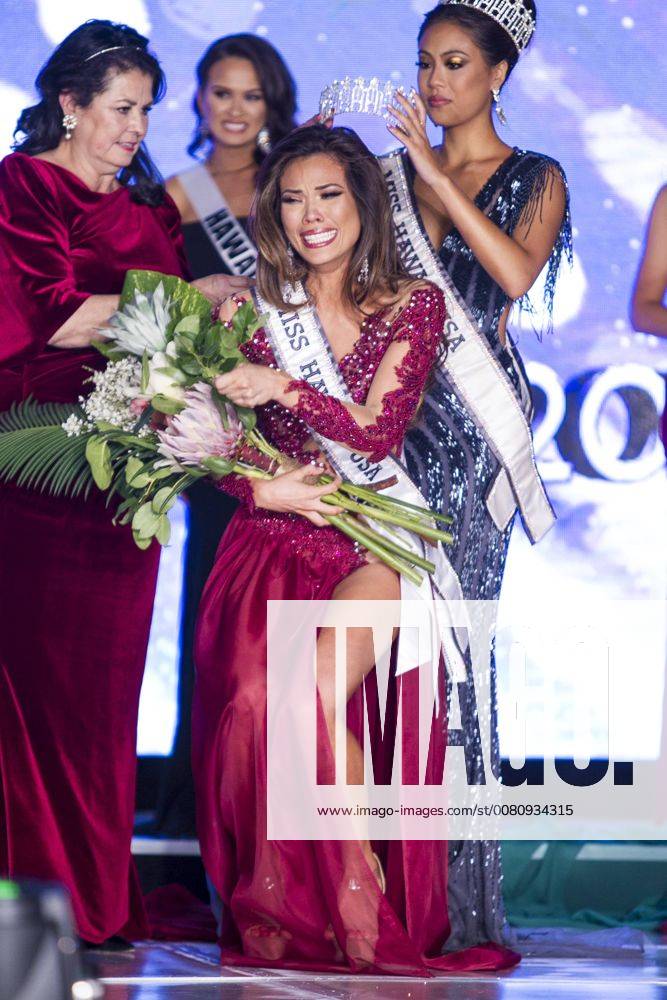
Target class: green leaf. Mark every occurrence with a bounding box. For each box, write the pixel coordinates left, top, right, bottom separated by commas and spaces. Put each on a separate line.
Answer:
132, 530, 153, 550
155, 514, 171, 545
151, 464, 177, 481
125, 455, 145, 485
202, 456, 234, 477
151, 394, 185, 415
132, 502, 160, 538
120, 270, 212, 322
236, 406, 257, 431
177, 357, 202, 377
152, 486, 177, 514
141, 350, 150, 393
85, 436, 113, 490
154, 365, 189, 385
93, 340, 124, 360
174, 315, 200, 335
0, 398, 80, 433
219, 328, 239, 352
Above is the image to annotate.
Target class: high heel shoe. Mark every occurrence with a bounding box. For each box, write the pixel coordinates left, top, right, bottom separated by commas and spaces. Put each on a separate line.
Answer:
371, 851, 386, 894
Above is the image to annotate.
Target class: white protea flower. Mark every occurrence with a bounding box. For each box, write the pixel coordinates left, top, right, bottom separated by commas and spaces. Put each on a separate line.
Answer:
144, 341, 187, 403
105, 282, 173, 357
157, 382, 244, 468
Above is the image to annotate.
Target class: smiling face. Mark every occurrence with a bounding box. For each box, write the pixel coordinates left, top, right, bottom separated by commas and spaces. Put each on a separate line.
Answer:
198, 56, 267, 150
61, 69, 154, 171
279, 153, 361, 276
417, 20, 507, 128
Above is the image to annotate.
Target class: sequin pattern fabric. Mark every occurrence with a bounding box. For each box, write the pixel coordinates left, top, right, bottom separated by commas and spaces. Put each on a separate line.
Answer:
220, 285, 445, 571
285, 286, 444, 462
399, 149, 571, 954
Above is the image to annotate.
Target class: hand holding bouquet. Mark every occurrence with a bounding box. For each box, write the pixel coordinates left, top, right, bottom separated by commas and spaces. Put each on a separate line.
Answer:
0, 271, 451, 583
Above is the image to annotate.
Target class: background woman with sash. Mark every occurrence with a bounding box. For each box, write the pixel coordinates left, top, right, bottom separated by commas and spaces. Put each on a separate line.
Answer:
155, 36, 297, 836
0, 20, 233, 946
191, 125, 518, 974
377, 0, 572, 953
155, 34, 296, 836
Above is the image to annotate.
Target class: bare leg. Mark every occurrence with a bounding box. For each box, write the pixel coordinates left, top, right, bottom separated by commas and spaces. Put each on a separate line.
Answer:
316, 561, 399, 888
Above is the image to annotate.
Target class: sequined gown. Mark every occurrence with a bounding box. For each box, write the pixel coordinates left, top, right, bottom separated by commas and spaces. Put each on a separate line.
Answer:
192, 285, 519, 974
399, 149, 572, 950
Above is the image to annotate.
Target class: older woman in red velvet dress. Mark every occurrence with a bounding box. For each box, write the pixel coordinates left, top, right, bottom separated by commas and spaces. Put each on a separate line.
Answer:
0, 20, 234, 947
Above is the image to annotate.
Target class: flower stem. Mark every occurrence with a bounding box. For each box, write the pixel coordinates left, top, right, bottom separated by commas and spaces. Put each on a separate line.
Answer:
327, 491, 452, 543
330, 508, 436, 573
326, 512, 424, 585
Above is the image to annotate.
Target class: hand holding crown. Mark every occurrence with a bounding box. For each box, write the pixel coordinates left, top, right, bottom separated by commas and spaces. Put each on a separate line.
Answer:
387, 91, 443, 190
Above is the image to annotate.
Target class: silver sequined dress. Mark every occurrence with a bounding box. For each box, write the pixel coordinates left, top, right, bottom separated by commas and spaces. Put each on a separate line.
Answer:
398, 147, 572, 951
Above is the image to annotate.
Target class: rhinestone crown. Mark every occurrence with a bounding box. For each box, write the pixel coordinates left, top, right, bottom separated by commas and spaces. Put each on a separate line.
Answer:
438, 0, 536, 53
319, 77, 410, 121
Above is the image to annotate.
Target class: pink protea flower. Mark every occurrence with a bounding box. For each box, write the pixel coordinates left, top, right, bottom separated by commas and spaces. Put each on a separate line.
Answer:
157, 382, 244, 468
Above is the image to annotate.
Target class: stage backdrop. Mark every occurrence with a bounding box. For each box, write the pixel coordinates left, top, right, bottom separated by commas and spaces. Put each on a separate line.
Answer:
2, 1, 665, 757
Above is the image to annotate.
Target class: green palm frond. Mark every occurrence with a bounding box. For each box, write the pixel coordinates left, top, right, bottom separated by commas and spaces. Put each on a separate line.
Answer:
0, 398, 79, 432
0, 399, 94, 499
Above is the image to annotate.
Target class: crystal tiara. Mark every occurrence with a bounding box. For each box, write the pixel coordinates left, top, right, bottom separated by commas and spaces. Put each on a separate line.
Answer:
438, 0, 536, 53
84, 45, 143, 63
319, 77, 413, 121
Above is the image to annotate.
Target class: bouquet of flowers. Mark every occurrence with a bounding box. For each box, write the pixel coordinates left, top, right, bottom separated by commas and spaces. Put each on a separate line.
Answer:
0, 270, 451, 584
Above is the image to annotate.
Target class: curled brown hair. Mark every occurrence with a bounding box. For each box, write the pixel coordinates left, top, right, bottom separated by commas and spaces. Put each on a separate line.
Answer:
252, 125, 413, 312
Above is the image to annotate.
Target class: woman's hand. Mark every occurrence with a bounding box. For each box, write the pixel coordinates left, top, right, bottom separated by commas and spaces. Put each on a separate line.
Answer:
252, 463, 342, 527
192, 274, 251, 304
300, 112, 334, 129
387, 91, 442, 189
215, 364, 288, 408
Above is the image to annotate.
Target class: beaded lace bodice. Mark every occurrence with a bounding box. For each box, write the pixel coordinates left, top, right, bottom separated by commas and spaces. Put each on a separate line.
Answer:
220, 284, 445, 568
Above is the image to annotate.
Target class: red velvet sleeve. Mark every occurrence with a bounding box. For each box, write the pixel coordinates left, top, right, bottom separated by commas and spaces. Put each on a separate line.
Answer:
0, 154, 92, 366
158, 191, 192, 282
283, 285, 445, 462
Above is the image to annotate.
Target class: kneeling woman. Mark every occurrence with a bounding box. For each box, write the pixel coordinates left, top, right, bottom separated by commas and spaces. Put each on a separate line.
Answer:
192, 126, 519, 974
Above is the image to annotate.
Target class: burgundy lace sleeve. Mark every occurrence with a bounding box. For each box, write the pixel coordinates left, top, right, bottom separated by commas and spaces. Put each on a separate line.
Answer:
283, 285, 445, 462
217, 473, 255, 512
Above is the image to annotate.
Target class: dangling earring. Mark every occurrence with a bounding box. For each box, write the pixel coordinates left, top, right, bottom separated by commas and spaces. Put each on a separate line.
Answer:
199, 120, 211, 141
62, 114, 77, 140
492, 89, 508, 127
256, 127, 271, 155
357, 256, 370, 285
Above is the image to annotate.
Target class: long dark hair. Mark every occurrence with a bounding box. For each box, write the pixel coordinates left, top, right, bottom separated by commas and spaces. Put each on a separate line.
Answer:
13, 19, 166, 206
188, 33, 297, 162
418, 1, 537, 80
253, 125, 413, 313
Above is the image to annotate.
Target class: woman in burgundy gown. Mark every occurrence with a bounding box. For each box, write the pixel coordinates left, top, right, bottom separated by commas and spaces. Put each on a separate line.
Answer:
0, 21, 234, 945
192, 126, 519, 974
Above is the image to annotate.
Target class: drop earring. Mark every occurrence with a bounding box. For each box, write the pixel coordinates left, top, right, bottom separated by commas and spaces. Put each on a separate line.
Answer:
62, 113, 77, 140
256, 127, 271, 154
492, 88, 508, 127
357, 256, 370, 285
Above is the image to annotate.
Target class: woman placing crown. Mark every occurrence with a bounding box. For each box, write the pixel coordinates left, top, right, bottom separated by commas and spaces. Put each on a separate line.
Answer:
376, 0, 572, 954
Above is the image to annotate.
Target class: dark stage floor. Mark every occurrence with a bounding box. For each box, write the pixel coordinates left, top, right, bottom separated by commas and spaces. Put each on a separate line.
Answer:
85, 938, 667, 999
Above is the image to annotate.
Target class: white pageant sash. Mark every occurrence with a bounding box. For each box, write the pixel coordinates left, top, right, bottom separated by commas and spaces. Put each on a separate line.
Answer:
178, 164, 257, 277
380, 151, 555, 544
253, 284, 470, 689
